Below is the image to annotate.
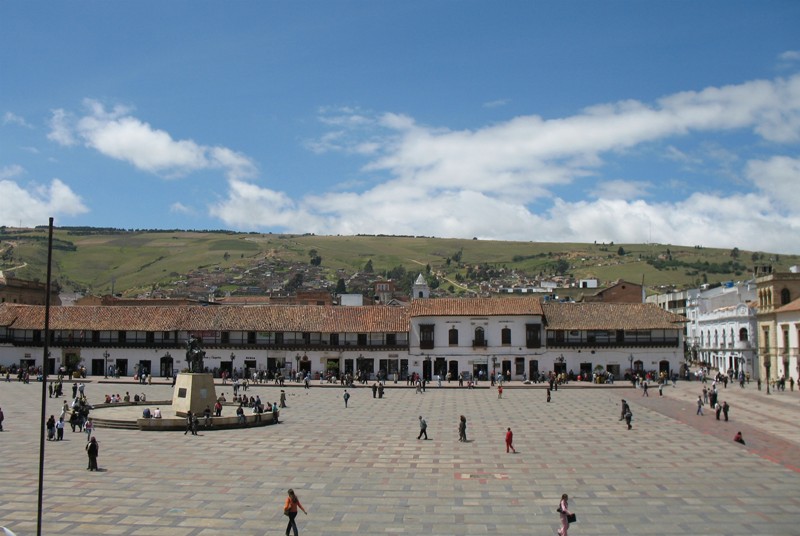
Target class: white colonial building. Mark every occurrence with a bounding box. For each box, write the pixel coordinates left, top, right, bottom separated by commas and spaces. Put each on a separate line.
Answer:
0, 298, 686, 382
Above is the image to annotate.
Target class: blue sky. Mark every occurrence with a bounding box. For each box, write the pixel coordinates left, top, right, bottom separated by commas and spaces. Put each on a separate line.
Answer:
1, 1, 799, 253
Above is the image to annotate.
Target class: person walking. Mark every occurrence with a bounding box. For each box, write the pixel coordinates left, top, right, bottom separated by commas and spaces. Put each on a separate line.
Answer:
642, 381, 649, 397
46, 415, 56, 441
722, 401, 730, 421
458, 415, 467, 442
498, 384, 503, 399
280, 390, 287, 408
184, 411, 195, 435
505, 427, 516, 453
546, 387, 551, 403
619, 400, 630, 421
283, 488, 307, 536
417, 416, 429, 440
56, 417, 65, 440
343, 390, 350, 408
0, 406, 4, 431
624, 406, 633, 430
86, 436, 99, 471
84, 418, 94, 440
557, 493, 572, 536
696, 396, 704, 416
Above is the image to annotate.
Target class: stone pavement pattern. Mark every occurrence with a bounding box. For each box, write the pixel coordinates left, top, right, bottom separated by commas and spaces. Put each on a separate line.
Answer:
1, 379, 799, 535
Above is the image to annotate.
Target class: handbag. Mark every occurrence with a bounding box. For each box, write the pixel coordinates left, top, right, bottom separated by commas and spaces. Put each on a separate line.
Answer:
567, 513, 577, 524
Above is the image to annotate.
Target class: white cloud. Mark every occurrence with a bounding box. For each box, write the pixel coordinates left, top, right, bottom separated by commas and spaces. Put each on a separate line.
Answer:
49, 100, 257, 180
746, 156, 800, 210
0, 164, 24, 180
779, 50, 800, 62
3, 112, 33, 129
0, 178, 88, 226
483, 99, 509, 108
47, 109, 77, 146
212, 74, 800, 253
590, 179, 652, 200
170, 202, 194, 215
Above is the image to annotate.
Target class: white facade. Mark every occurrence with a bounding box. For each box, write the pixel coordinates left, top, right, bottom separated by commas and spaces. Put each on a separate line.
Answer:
775, 301, 800, 382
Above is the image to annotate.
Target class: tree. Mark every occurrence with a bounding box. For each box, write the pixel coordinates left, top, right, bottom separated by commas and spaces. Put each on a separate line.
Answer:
554, 259, 569, 275
617, 246, 626, 256
335, 278, 346, 294
730, 247, 740, 259
363, 259, 374, 273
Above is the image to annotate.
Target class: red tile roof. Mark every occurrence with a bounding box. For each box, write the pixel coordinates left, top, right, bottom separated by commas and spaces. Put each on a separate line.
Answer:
0, 304, 409, 333
541, 302, 686, 330
775, 297, 800, 313
408, 297, 543, 317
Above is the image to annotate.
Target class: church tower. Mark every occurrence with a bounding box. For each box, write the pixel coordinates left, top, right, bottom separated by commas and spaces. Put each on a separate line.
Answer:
412, 273, 430, 300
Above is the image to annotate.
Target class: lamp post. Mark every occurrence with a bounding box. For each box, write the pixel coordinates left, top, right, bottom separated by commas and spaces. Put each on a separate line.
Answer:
765, 358, 771, 395
230, 352, 235, 380
491, 356, 497, 382
103, 350, 110, 379
629, 353, 634, 377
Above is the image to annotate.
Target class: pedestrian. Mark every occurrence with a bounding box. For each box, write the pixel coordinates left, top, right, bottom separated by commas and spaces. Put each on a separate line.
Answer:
734, 431, 745, 445
658, 382, 664, 396
86, 436, 99, 471
372, 383, 378, 398
283, 488, 307, 536
715, 402, 722, 420
378, 383, 384, 398
557, 493, 573, 536
498, 385, 503, 399
505, 427, 516, 453
696, 395, 704, 416
343, 390, 350, 408
546, 387, 551, 403
642, 381, 649, 396
417, 416, 428, 440
280, 390, 287, 408
0, 406, 4, 431
84, 418, 94, 440
722, 401, 730, 421
624, 406, 633, 430
56, 417, 65, 440
619, 399, 629, 421
458, 415, 467, 442
46, 415, 56, 440
184, 411, 194, 435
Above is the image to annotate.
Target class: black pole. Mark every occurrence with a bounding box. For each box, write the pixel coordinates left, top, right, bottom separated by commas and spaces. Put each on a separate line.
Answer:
37, 217, 55, 535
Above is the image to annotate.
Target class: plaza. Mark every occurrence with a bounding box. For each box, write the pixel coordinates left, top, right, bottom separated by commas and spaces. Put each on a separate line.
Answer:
0, 378, 798, 535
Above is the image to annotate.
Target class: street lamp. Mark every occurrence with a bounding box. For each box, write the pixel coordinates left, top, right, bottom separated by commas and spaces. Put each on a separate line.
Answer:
491, 356, 497, 381
103, 350, 110, 379
765, 358, 771, 395
629, 354, 634, 377
230, 352, 235, 379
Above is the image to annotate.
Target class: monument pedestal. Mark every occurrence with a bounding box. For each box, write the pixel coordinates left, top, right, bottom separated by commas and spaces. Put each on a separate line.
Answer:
172, 373, 217, 417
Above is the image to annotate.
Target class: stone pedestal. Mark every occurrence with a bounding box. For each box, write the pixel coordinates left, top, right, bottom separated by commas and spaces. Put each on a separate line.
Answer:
172, 373, 217, 417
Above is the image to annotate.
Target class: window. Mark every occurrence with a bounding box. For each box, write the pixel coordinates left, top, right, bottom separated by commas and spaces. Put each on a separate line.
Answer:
449, 327, 459, 345
526, 324, 541, 348
118, 331, 127, 343
501, 327, 511, 345
146, 332, 154, 344
386, 333, 397, 346
420, 324, 434, 350
221, 331, 230, 344
330, 333, 339, 346
357, 334, 367, 346
473, 327, 486, 347
781, 288, 791, 305
739, 328, 748, 342
247, 331, 256, 344
275, 332, 284, 345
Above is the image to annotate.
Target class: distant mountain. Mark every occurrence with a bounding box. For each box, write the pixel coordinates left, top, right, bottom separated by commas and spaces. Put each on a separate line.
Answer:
1, 227, 797, 299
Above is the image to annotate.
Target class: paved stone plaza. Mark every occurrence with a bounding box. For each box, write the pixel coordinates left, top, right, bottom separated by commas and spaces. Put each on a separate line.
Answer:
1, 378, 798, 535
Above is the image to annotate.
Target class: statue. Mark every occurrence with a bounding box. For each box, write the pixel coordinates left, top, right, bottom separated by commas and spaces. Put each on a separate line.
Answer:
185, 334, 206, 373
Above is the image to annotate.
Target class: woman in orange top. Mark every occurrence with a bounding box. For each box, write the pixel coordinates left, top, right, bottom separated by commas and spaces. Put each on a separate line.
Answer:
283, 488, 307, 536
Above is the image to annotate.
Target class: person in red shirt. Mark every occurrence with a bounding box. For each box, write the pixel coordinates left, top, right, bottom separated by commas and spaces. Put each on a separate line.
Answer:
505, 427, 516, 453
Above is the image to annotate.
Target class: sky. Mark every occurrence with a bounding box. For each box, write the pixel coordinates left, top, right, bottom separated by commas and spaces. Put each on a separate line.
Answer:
1, 1, 800, 254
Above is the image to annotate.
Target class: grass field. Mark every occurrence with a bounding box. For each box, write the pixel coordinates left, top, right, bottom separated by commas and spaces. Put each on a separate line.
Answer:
1, 227, 797, 296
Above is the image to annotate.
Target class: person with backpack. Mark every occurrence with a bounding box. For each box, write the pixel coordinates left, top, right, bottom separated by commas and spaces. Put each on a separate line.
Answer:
343, 390, 350, 408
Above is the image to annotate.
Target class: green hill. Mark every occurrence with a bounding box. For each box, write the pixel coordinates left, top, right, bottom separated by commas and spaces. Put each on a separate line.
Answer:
1, 227, 797, 297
